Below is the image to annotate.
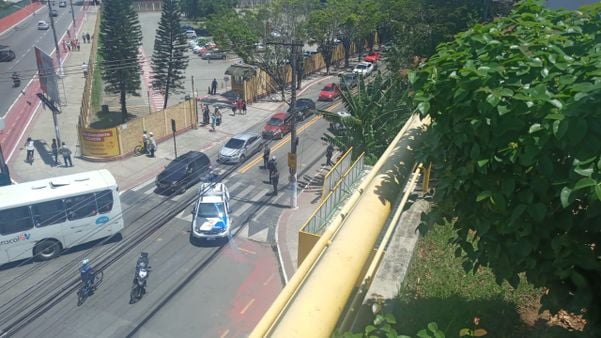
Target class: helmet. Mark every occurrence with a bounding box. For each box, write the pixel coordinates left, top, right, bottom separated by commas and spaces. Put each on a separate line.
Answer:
81, 258, 89, 267
149, 132, 153, 136
272, 156, 276, 160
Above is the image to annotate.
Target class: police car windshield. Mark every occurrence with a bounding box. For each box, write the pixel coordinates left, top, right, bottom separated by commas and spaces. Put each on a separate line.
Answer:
196, 202, 225, 218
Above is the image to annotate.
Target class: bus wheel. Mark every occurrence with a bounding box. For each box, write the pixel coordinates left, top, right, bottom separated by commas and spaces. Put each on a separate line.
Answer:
34, 240, 62, 261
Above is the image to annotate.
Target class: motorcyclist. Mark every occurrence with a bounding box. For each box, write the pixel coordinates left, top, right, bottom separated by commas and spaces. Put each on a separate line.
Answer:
134, 252, 151, 285
11, 72, 20, 87
80, 259, 95, 292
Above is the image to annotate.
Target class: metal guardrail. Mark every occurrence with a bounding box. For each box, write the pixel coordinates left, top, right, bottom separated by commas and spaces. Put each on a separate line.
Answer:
303, 150, 365, 234
321, 147, 353, 201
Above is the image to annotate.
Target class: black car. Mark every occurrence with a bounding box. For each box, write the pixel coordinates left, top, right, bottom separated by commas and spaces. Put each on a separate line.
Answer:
339, 72, 358, 90
0, 49, 16, 62
288, 98, 316, 121
50, 9, 58, 17
155, 151, 212, 194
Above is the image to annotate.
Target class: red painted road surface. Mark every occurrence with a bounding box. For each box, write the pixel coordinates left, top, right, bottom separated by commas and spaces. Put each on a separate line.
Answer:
0, 2, 43, 35
0, 6, 87, 163
211, 240, 283, 338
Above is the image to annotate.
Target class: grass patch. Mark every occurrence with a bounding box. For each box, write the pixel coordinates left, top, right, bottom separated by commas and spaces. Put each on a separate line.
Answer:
395, 222, 589, 338
90, 53, 103, 116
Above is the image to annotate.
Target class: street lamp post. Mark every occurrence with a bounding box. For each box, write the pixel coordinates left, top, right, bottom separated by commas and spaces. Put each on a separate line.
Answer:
266, 40, 304, 208
47, 1, 63, 76
69, 0, 76, 35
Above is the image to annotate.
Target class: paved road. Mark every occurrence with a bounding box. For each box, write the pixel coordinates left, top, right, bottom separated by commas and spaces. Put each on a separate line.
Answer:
0, 80, 338, 337
0, 4, 77, 117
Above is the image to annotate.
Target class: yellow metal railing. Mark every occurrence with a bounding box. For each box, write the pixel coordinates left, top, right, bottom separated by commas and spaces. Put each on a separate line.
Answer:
250, 113, 423, 338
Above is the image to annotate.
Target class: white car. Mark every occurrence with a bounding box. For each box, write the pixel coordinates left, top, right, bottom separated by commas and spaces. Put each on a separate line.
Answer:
37, 21, 50, 30
353, 62, 374, 77
185, 30, 197, 39
191, 183, 231, 241
218, 132, 264, 164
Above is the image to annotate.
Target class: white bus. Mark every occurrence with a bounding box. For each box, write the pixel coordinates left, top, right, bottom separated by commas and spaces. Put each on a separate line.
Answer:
0, 169, 124, 265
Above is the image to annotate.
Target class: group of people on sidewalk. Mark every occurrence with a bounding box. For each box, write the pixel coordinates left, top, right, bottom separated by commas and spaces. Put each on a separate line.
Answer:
25, 137, 73, 167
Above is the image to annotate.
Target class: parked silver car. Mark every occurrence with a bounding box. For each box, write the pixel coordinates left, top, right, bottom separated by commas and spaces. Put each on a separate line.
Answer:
218, 132, 265, 164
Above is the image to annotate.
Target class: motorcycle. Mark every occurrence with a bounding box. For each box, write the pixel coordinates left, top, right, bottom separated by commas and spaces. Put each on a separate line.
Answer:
129, 263, 150, 304
77, 270, 103, 306
11, 73, 20, 88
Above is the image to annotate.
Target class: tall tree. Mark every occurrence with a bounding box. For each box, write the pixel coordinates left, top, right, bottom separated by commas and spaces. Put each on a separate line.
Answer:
305, 5, 340, 75
98, 0, 142, 123
210, 0, 317, 101
151, 0, 190, 109
412, 1, 601, 331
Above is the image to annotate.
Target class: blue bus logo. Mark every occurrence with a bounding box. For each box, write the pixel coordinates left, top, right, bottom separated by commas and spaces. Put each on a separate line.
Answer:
96, 216, 109, 225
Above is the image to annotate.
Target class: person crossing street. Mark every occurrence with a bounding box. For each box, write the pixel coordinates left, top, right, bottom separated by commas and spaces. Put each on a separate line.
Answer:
262, 145, 270, 169
267, 156, 277, 183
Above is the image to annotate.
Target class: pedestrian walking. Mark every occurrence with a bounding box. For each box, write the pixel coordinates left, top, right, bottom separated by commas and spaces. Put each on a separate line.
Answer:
215, 107, 222, 126
262, 145, 270, 169
63, 40, 68, 53
86, 33, 91, 43
59, 142, 73, 167
241, 100, 247, 115
75, 39, 80, 51
82, 34, 86, 43
211, 78, 218, 95
82, 62, 88, 78
267, 156, 277, 183
25, 137, 34, 164
51, 139, 59, 166
202, 105, 210, 125
148, 132, 157, 157
326, 143, 334, 166
210, 111, 216, 132
142, 130, 149, 154
66, 40, 71, 51
270, 168, 280, 195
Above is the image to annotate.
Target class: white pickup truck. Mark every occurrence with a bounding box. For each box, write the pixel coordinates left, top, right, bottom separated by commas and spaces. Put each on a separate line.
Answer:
190, 183, 231, 242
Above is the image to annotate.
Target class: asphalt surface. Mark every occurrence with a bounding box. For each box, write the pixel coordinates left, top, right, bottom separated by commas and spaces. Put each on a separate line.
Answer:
0, 4, 77, 118
0, 80, 338, 337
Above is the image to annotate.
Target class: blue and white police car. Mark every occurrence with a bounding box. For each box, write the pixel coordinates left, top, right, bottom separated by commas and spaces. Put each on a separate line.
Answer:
191, 183, 231, 241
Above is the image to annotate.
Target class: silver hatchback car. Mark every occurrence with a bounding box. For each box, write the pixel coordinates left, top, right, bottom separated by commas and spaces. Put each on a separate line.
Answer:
218, 132, 264, 164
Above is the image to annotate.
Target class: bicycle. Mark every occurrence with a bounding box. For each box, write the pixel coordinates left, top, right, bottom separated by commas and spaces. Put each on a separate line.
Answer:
77, 270, 103, 306
133, 142, 146, 156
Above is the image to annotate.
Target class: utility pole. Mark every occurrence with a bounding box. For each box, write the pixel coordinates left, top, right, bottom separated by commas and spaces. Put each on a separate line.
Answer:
191, 75, 197, 127
69, 0, 76, 35
47, 1, 63, 76
266, 40, 304, 208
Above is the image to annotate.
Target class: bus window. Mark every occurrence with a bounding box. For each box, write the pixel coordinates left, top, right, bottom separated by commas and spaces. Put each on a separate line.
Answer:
96, 190, 113, 214
31, 199, 66, 227
65, 193, 97, 220
0, 206, 34, 235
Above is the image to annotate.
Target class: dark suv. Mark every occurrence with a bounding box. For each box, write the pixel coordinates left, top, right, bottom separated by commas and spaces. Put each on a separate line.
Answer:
288, 98, 316, 121
156, 151, 212, 194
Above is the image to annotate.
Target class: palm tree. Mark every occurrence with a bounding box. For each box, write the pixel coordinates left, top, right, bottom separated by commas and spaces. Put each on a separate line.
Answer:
323, 74, 413, 164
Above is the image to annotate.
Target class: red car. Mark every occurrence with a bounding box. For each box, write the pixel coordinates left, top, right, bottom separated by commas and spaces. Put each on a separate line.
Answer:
318, 83, 340, 101
364, 51, 381, 63
262, 112, 292, 139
